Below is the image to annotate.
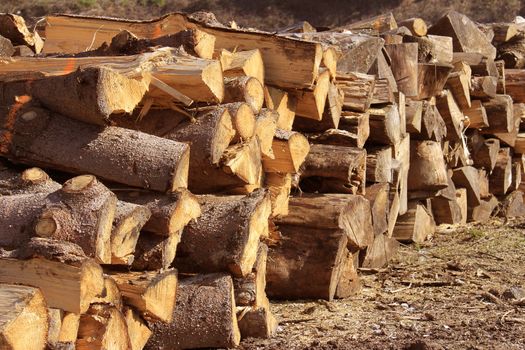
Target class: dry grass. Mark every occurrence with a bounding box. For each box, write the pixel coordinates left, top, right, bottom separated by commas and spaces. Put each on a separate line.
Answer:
1, 0, 524, 30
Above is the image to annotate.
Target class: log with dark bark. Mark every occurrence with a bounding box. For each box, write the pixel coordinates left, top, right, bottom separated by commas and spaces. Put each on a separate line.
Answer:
275, 194, 373, 250
0, 14, 43, 53
1, 105, 190, 192
175, 190, 271, 277
146, 273, 240, 350
0, 238, 104, 313
266, 226, 347, 301
297, 144, 366, 194
393, 201, 435, 243
0, 166, 61, 195
0, 284, 48, 350
360, 233, 400, 269
131, 231, 181, 271
489, 147, 513, 196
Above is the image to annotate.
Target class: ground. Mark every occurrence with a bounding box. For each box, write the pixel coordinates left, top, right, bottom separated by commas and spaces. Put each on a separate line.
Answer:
241, 219, 525, 350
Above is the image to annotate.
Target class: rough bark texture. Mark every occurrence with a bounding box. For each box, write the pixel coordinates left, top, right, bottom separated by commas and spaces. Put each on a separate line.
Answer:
146, 273, 240, 350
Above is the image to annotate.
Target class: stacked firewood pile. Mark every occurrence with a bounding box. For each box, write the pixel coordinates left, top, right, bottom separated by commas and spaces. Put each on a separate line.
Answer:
0, 9, 525, 350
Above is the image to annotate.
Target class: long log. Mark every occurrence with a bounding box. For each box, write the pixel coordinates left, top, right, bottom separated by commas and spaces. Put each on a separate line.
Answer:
1, 105, 190, 192
0, 166, 61, 195
44, 14, 322, 89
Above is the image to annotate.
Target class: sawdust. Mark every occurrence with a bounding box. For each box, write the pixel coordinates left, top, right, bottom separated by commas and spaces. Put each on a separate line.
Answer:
241, 218, 525, 350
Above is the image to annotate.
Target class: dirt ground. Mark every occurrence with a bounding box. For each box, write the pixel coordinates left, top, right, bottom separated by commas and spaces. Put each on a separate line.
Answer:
241, 218, 525, 350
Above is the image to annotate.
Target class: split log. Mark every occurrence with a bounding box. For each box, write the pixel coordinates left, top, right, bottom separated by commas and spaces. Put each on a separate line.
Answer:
223, 76, 264, 113
233, 244, 268, 308
255, 109, 278, 159
146, 273, 240, 350
0, 166, 61, 195
175, 190, 271, 277
263, 86, 296, 130
334, 250, 361, 298
124, 308, 152, 350
77, 304, 131, 350
336, 72, 375, 112
0, 14, 43, 53
393, 134, 410, 215
289, 70, 330, 120
58, 313, 80, 345
505, 69, 525, 103
446, 69, 471, 110
1, 106, 190, 192
367, 105, 401, 146
221, 49, 264, 86
338, 111, 370, 148
515, 134, 525, 154
371, 78, 396, 105
408, 140, 448, 192
0, 238, 104, 313
115, 189, 201, 236
470, 76, 497, 100
428, 11, 496, 59
498, 190, 525, 218
416, 63, 453, 100
0, 67, 150, 126
366, 146, 392, 183
427, 35, 454, 63
292, 82, 342, 132
411, 100, 446, 142
109, 269, 177, 322
266, 226, 347, 301
471, 137, 500, 170
435, 90, 464, 141
47, 308, 63, 348
364, 183, 390, 236
220, 138, 263, 193
0, 35, 14, 57
405, 100, 422, 133
482, 94, 514, 134
393, 201, 435, 243
384, 43, 418, 97
479, 169, 491, 199
0, 284, 48, 350
297, 144, 366, 194
237, 306, 278, 340
399, 18, 427, 36
464, 100, 489, 129
489, 148, 513, 195
93, 277, 122, 309
259, 174, 289, 220
276, 194, 373, 250
341, 13, 397, 33
360, 233, 399, 269
89, 28, 216, 59
262, 129, 309, 173
111, 201, 149, 262
452, 166, 481, 207
467, 195, 498, 222
510, 159, 522, 191
132, 231, 181, 271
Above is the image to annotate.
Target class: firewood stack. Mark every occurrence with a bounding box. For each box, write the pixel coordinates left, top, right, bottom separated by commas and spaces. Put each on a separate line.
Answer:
0, 9, 525, 350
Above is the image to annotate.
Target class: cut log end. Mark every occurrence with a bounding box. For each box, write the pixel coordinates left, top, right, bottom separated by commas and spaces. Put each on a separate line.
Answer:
62, 175, 96, 194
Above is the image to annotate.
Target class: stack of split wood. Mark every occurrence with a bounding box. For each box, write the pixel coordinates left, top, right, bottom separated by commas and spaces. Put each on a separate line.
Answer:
0, 9, 525, 350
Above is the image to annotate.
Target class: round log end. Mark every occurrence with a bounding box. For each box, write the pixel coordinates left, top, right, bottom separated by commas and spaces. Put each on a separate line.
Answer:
35, 216, 58, 237
232, 103, 256, 140
21, 167, 49, 184
63, 175, 96, 193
